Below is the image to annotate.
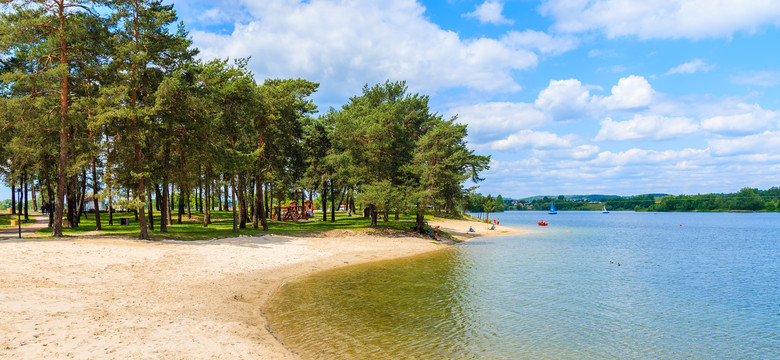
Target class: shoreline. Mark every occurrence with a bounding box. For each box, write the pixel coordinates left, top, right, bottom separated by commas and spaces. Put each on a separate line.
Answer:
0, 218, 522, 359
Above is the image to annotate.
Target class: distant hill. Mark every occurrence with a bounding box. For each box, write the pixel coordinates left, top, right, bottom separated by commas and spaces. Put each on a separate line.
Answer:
510, 194, 670, 202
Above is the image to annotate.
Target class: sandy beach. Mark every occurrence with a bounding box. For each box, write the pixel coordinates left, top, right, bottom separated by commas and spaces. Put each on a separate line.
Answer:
0, 218, 520, 359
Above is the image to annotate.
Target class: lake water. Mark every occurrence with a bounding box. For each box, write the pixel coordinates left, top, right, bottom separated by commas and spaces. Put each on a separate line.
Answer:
265, 211, 780, 359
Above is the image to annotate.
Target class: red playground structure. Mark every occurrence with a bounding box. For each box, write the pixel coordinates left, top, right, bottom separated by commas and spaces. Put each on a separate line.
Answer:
272, 200, 315, 222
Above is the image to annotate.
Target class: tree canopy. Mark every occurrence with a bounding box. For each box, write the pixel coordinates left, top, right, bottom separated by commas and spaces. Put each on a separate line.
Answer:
0, 1, 490, 238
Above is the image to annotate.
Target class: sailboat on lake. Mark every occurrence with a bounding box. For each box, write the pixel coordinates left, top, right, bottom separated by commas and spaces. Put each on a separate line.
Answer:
549, 201, 557, 214
602, 205, 609, 214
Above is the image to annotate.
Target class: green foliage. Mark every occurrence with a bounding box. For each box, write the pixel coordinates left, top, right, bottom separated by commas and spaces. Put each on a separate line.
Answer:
509, 188, 780, 212
1, 3, 489, 239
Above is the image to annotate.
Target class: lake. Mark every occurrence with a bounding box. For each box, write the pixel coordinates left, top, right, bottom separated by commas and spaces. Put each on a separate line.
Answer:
264, 211, 780, 359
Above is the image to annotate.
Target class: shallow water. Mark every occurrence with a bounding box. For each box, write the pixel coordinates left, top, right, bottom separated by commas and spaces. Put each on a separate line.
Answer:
265, 211, 780, 359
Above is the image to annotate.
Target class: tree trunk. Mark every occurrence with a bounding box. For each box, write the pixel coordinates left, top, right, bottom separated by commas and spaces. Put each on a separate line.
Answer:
43, 158, 54, 227
137, 183, 148, 240
236, 174, 247, 228
216, 184, 222, 211
249, 179, 255, 224
91, 156, 101, 230
223, 181, 229, 212
197, 164, 203, 212
76, 169, 87, 221
155, 185, 162, 211
167, 184, 173, 225
416, 207, 424, 233
337, 187, 349, 220
257, 179, 267, 230
52, 0, 69, 237
23, 172, 29, 221
66, 177, 75, 228
231, 175, 238, 233
178, 187, 184, 224
203, 175, 211, 227
370, 204, 378, 227
321, 178, 328, 221
265, 183, 270, 219
147, 192, 154, 231
11, 181, 16, 215
276, 193, 282, 222
108, 192, 113, 226
160, 183, 168, 232
31, 179, 38, 211
330, 181, 339, 223
251, 179, 258, 229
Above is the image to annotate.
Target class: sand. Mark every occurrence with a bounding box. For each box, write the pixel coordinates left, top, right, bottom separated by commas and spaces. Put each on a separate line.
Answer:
0, 218, 521, 359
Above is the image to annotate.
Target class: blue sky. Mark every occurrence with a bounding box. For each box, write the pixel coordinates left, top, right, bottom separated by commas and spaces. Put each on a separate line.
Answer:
4, 0, 780, 200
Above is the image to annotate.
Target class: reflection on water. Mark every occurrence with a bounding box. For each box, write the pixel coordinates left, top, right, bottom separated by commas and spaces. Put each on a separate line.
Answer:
265, 212, 780, 359
266, 250, 477, 359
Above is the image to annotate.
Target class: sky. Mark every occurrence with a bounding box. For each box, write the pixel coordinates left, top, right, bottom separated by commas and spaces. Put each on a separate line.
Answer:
4, 0, 780, 200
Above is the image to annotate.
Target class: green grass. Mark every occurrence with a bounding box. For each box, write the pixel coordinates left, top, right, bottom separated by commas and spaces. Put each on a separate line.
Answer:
33, 210, 453, 241
0, 213, 36, 227
0, 213, 12, 227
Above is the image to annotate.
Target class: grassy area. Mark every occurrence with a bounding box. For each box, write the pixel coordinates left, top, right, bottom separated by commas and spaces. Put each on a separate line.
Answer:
0, 213, 35, 227
33, 210, 451, 241
0, 213, 11, 227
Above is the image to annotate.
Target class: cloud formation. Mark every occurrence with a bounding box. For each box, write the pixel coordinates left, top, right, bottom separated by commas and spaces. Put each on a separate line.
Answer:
731, 71, 780, 87
540, 0, 780, 39
165, 0, 780, 197
453, 71, 780, 195
596, 115, 699, 141
664, 59, 715, 76
187, 0, 582, 100
463, 0, 514, 25
599, 75, 654, 110
535, 79, 596, 121
701, 104, 778, 134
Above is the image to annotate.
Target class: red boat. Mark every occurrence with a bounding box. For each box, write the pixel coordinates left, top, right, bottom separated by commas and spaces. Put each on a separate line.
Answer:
537, 221, 548, 226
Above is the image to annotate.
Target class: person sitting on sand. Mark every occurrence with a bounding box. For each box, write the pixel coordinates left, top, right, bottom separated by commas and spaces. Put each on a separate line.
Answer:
489, 224, 495, 230
468, 226, 474, 232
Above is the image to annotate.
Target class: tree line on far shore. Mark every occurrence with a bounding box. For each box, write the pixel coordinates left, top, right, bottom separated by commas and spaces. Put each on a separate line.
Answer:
0, 0, 490, 239
467, 187, 780, 213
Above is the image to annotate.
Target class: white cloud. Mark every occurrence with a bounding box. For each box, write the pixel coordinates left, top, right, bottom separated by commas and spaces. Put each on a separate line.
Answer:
731, 71, 780, 87
701, 103, 778, 134
540, 0, 780, 40
598, 75, 654, 110
489, 130, 574, 151
190, 0, 540, 97
533, 75, 654, 121
463, 0, 514, 25
532, 144, 600, 160
501, 30, 579, 55
709, 131, 780, 156
664, 59, 716, 75
596, 114, 699, 141
534, 79, 596, 121
591, 148, 708, 166
450, 102, 548, 142
457, 76, 659, 145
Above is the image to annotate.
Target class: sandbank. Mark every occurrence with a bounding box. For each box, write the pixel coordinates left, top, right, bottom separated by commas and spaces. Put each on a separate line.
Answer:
0, 217, 521, 359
